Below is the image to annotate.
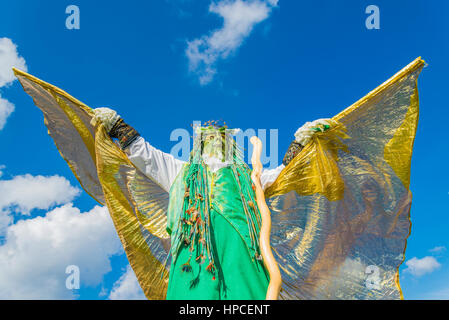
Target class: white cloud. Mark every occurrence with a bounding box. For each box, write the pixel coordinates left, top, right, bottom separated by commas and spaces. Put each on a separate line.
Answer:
109, 265, 146, 300
429, 246, 446, 254
0, 174, 80, 215
0, 211, 12, 237
0, 164, 5, 178
0, 172, 81, 238
186, 0, 278, 85
0, 37, 27, 87
0, 171, 123, 299
0, 204, 122, 299
0, 37, 27, 130
0, 95, 15, 130
404, 256, 441, 277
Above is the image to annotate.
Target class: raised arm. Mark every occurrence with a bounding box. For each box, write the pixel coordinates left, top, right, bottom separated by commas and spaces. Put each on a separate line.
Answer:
124, 136, 186, 192
92, 107, 186, 192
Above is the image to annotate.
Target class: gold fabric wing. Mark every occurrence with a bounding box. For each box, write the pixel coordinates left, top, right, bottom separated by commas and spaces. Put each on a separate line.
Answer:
265, 57, 424, 299
14, 69, 170, 299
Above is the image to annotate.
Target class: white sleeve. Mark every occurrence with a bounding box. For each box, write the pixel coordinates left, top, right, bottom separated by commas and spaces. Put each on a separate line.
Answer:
124, 136, 186, 192
260, 164, 285, 191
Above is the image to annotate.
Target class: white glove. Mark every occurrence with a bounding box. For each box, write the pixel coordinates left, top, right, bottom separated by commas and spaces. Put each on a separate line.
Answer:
294, 118, 332, 146
90, 107, 120, 133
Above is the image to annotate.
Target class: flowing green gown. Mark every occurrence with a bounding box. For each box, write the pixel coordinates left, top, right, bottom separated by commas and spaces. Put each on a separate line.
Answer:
166, 166, 270, 299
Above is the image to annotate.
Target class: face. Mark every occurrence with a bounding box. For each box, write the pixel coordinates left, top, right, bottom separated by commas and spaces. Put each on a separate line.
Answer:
202, 132, 226, 159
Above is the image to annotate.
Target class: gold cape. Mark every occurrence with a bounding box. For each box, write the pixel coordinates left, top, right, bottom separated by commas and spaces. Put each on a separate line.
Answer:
14, 57, 424, 299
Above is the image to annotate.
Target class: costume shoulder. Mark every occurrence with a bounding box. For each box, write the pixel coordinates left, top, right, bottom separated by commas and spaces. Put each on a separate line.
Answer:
264, 58, 425, 300
14, 68, 170, 299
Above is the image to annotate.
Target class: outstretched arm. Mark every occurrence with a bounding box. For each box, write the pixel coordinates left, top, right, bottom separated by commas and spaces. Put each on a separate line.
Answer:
93, 108, 186, 192
124, 136, 186, 192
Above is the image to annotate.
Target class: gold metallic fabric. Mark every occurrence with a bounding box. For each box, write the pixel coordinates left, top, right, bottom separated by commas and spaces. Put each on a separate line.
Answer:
265, 58, 424, 299
14, 68, 170, 299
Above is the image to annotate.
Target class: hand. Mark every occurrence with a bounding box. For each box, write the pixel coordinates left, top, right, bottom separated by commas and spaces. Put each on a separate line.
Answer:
294, 118, 332, 146
90, 107, 121, 133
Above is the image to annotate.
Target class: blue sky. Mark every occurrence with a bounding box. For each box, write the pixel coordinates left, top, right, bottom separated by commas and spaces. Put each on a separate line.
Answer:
0, 0, 448, 299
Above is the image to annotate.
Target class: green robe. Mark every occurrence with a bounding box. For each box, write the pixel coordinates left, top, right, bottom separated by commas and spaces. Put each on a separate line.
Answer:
165, 165, 269, 299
